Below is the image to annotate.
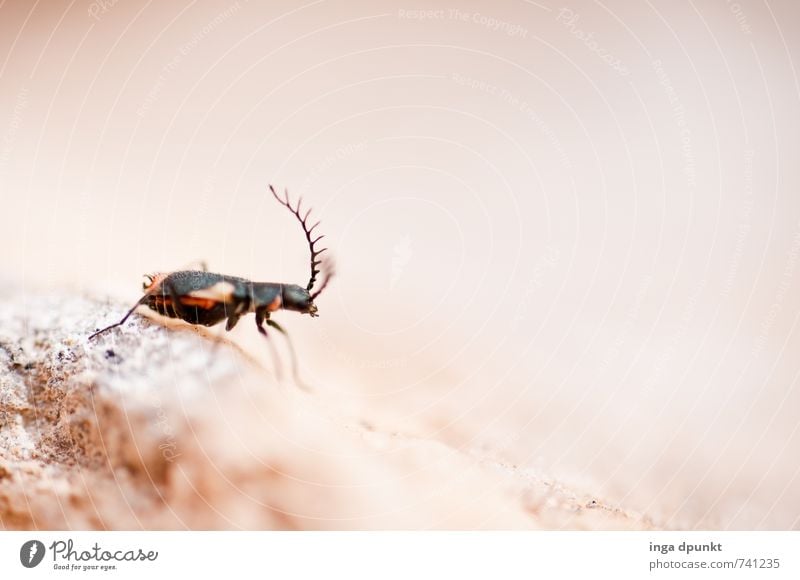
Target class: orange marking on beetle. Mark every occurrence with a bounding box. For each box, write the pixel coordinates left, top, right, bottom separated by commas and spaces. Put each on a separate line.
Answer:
178, 297, 218, 310
267, 294, 282, 312
151, 295, 215, 310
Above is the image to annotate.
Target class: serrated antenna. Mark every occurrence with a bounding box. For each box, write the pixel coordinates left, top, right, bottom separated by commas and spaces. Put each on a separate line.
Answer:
269, 185, 328, 292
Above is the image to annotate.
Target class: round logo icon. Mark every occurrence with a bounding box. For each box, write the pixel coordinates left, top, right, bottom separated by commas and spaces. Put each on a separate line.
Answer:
20, 540, 46, 568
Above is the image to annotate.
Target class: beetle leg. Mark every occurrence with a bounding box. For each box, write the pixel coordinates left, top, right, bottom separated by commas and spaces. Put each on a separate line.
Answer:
163, 279, 191, 320
88, 294, 150, 340
255, 308, 283, 380
266, 319, 310, 391
225, 313, 241, 331
226, 295, 250, 331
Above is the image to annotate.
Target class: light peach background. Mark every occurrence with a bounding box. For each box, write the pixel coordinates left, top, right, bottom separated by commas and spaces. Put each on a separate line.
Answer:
1, 0, 798, 529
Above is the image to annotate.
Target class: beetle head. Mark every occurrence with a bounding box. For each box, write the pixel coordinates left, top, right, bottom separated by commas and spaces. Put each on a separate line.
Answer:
282, 284, 319, 317
143, 273, 167, 292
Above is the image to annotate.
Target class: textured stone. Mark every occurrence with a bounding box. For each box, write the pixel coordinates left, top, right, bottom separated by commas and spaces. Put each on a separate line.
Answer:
0, 291, 652, 530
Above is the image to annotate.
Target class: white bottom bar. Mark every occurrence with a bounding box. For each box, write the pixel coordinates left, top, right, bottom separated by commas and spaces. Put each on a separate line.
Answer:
1, 531, 797, 578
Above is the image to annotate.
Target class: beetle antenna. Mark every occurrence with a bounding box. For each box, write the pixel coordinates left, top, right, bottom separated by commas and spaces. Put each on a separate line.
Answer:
269, 184, 328, 292
310, 258, 335, 301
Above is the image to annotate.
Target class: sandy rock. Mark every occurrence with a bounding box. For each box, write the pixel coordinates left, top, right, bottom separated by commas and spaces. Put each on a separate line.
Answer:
0, 291, 653, 530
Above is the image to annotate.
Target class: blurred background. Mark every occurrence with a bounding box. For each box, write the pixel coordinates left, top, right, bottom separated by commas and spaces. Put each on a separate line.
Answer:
1, 0, 798, 529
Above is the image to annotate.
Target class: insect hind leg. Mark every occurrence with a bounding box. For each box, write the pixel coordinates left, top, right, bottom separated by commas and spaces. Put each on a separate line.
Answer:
88, 294, 150, 340
266, 318, 310, 391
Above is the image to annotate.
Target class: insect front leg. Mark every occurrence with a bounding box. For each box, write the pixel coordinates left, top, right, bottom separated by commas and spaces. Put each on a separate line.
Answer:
255, 307, 284, 380
266, 319, 310, 391
224, 295, 249, 331
225, 313, 241, 331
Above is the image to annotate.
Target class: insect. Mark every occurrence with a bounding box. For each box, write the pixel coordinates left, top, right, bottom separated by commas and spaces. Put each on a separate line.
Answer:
89, 185, 333, 383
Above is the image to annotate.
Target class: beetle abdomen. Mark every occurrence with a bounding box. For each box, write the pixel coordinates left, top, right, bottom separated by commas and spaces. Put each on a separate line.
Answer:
145, 271, 250, 327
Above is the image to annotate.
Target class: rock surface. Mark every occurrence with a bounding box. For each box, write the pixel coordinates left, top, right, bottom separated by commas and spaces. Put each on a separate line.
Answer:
0, 291, 654, 530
